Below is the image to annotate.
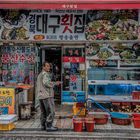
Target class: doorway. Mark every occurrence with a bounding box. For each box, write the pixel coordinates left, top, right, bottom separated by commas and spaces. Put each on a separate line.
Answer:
41, 46, 62, 104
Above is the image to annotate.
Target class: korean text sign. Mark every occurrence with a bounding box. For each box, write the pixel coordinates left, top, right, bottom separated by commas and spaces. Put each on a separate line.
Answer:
29, 10, 86, 41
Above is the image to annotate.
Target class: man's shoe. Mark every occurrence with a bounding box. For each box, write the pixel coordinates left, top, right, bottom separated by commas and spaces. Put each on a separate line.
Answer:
46, 126, 58, 132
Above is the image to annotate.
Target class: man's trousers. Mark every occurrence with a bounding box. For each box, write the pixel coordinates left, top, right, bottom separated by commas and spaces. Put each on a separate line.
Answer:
39, 97, 55, 128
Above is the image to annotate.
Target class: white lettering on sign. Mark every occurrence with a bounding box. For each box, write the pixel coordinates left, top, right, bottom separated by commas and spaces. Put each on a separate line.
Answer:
62, 4, 78, 9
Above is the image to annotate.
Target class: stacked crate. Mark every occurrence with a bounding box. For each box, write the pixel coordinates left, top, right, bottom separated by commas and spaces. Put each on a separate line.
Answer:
0, 114, 17, 131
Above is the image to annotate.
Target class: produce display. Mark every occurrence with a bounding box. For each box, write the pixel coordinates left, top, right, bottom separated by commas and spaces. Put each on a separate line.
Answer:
132, 104, 140, 113
111, 103, 140, 113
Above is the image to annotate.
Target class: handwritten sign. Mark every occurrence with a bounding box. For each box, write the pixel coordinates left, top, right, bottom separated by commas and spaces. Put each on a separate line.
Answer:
0, 88, 15, 114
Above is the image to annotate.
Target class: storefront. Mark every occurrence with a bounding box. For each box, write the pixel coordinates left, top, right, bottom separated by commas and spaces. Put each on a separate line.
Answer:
0, 0, 140, 115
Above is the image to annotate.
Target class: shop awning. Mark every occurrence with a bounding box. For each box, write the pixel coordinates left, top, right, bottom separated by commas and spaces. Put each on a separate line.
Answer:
0, 0, 140, 10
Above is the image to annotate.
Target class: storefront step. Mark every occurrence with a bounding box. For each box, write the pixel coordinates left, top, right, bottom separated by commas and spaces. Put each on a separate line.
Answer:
0, 130, 140, 140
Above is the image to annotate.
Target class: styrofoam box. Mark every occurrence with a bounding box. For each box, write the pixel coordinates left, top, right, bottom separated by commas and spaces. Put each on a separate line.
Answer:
0, 114, 17, 124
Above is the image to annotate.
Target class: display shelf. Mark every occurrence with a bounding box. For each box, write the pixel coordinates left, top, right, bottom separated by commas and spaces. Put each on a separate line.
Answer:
88, 95, 140, 102
88, 111, 139, 115
88, 80, 140, 85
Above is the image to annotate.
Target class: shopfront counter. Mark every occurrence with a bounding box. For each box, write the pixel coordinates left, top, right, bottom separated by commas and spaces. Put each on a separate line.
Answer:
0, 85, 33, 115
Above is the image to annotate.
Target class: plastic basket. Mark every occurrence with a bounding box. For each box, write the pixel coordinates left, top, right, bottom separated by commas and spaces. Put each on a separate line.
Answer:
111, 117, 131, 125
0, 123, 15, 131
94, 114, 108, 125
73, 103, 86, 116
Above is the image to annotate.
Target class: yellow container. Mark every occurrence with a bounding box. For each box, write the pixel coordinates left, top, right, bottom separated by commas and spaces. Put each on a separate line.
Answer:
73, 103, 86, 116
0, 123, 15, 131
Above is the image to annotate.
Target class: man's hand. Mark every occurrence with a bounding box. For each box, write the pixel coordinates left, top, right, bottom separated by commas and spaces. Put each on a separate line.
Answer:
55, 81, 62, 85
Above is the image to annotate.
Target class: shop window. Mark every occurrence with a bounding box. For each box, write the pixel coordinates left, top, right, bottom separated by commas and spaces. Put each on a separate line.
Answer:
86, 43, 140, 96
62, 47, 85, 103
0, 43, 37, 85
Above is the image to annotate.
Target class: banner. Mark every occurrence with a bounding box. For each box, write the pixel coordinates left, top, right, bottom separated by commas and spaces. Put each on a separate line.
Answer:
29, 10, 86, 41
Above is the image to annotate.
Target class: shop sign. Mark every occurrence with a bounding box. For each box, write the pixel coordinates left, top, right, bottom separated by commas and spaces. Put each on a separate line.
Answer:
63, 57, 85, 63
61, 4, 78, 9
0, 88, 15, 114
29, 10, 86, 40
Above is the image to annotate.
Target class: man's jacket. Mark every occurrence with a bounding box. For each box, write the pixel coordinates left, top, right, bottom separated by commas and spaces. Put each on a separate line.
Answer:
36, 70, 54, 100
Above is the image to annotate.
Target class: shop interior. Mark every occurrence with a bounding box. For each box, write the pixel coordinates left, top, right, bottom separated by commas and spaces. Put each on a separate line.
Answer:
43, 47, 62, 104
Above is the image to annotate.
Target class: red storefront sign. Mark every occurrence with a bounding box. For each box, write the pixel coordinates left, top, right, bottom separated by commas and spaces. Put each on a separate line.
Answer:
0, 0, 140, 10
63, 57, 85, 63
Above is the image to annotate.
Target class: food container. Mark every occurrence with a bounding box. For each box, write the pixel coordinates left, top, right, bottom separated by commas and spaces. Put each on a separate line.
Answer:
132, 113, 140, 128
132, 91, 140, 100
0, 123, 15, 131
73, 118, 84, 132
132, 113, 140, 118
85, 120, 95, 132
84, 115, 94, 121
94, 114, 108, 125
133, 117, 140, 128
111, 117, 131, 125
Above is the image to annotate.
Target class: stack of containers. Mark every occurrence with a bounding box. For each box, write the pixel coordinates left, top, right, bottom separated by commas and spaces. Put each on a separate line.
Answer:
73, 117, 95, 132
0, 114, 17, 131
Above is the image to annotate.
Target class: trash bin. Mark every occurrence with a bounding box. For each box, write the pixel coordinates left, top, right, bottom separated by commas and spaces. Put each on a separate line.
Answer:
19, 102, 32, 120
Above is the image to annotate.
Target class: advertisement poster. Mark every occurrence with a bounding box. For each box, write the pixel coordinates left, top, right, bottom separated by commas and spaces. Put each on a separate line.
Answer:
0, 88, 15, 114
86, 10, 139, 40
86, 43, 140, 61
0, 10, 30, 40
